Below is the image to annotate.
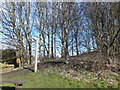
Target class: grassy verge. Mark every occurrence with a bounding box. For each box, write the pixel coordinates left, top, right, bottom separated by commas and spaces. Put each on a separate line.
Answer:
2, 67, 119, 88
2, 70, 82, 88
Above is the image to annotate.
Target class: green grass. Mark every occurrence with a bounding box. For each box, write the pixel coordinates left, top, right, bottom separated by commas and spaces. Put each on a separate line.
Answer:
23, 71, 79, 88
2, 70, 82, 88
2, 68, 119, 88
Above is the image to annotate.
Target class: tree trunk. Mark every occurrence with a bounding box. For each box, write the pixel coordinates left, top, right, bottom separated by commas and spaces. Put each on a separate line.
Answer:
75, 37, 79, 55
61, 27, 65, 58
54, 33, 56, 58
51, 26, 54, 58
65, 32, 69, 60
28, 42, 32, 64
48, 30, 50, 59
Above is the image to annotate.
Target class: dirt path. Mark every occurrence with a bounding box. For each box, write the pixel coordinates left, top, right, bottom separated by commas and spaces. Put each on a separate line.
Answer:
1, 66, 34, 79
1, 60, 66, 79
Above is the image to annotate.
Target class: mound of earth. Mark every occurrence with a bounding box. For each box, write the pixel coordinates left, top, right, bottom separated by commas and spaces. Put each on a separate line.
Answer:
38, 51, 120, 73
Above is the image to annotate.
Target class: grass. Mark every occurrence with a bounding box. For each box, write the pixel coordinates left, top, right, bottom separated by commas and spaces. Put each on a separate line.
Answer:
2, 70, 82, 88
73, 70, 119, 88
2, 68, 119, 88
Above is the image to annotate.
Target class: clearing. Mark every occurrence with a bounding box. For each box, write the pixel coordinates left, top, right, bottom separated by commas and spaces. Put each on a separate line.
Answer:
1, 51, 120, 88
